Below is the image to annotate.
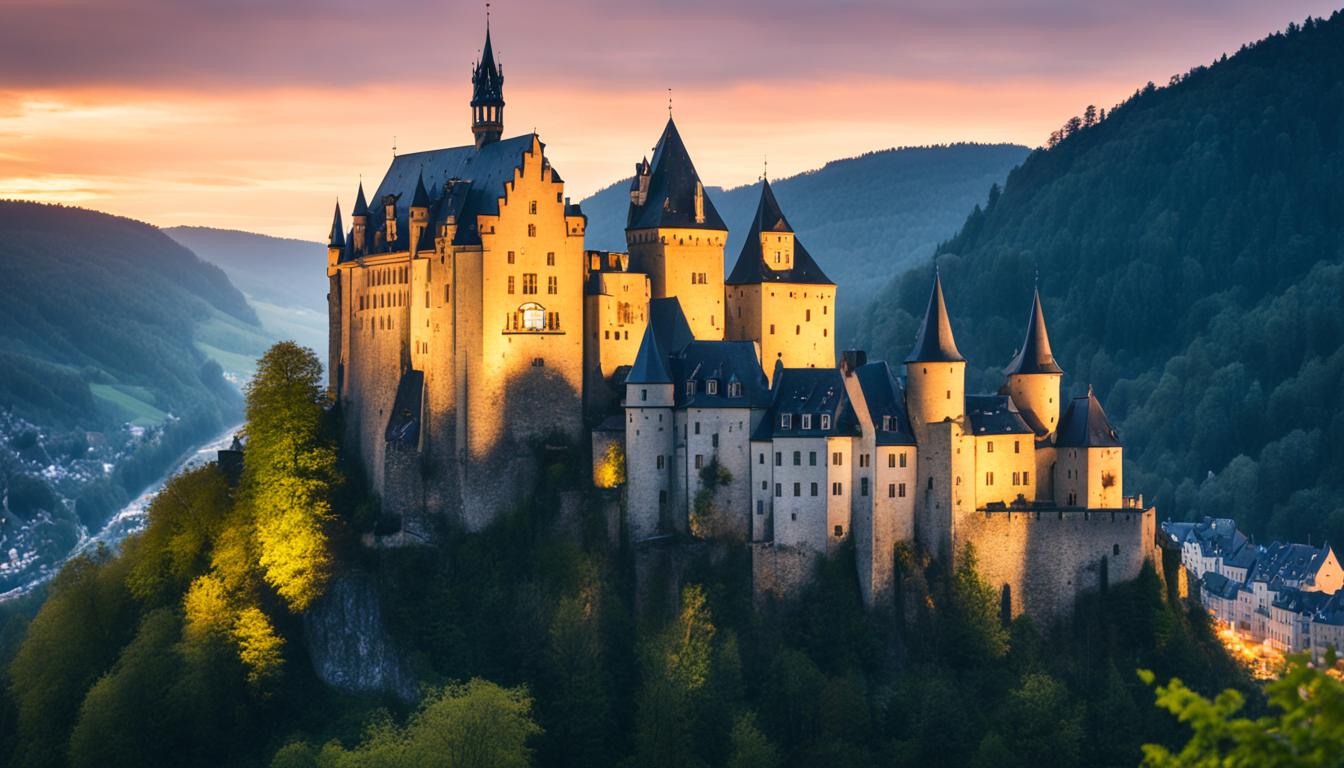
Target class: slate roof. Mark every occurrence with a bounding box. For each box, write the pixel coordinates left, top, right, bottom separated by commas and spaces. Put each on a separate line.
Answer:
626, 118, 727, 232
1316, 592, 1344, 626
328, 202, 344, 248
1272, 586, 1328, 615
1201, 571, 1240, 601
352, 182, 369, 217
1250, 541, 1333, 587
625, 297, 695, 386
752, 367, 860, 440
905, 273, 964, 363
673, 341, 771, 409
1003, 288, 1063, 376
1055, 388, 1121, 448
339, 133, 541, 260
471, 25, 504, 107
965, 394, 1035, 436
853, 360, 917, 446
385, 370, 424, 445
725, 179, 833, 286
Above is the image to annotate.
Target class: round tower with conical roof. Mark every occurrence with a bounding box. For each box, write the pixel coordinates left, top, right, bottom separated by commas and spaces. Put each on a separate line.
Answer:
1003, 287, 1064, 434
903, 272, 966, 438
625, 318, 677, 541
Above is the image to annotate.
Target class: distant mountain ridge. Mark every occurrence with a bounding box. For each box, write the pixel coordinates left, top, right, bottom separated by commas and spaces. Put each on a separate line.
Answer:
857, 12, 1344, 547
578, 142, 1030, 338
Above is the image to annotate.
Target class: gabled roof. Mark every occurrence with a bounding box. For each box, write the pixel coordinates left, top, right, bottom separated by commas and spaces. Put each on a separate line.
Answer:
725, 179, 834, 286
1003, 288, 1063, 376
905, 272, 964, 363
1316, 592, 1344, 626
965, 394, 1034, 436
1055, 387, 1121, 447
1201, 571, 1241, 600
673, 341, 771, 409
752, 367, 860, 440
626, 118, 727, 232
328, 202, 344, 248
853, 361, 916, 445
1272, 586, 1328, 615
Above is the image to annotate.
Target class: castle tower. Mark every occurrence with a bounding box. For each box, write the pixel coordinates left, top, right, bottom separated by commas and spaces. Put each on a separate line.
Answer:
471, 22, 505, 148
408, 171, 430, 255
626, 118, 728, 340
625, 320, 677, 541
327, 201, 344, 275
1054, 387, 1124, 509
1003, 287, 1063, 434
351, 182, 369, 255
725, 178, 836, 383
903, 272, 966, 438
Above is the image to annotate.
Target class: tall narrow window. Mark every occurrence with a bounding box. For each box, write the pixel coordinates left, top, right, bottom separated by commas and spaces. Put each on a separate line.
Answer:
522, 274, 537, 294
529, 201, 538, 214
546, 251, 555, 266
820, 414, 831, 430
527, 223, 537, 237
507, 276, 515, 294
548, 276, 557, 294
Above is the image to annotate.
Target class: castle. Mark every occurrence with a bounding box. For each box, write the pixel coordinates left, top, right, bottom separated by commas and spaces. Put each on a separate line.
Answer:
327, 23, 1155, 619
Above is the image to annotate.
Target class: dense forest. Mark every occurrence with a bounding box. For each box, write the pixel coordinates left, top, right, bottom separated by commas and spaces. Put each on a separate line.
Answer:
0, 202, 256, 428
857, 13, 1344, 549
579, 143, 1028, 337
0, 343, 1253, 768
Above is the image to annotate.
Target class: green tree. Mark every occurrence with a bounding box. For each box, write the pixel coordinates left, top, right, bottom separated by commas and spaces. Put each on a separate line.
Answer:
240, 342, 340, 612
1140, 655, 1344, 767
941, 543, 1009, 664
313, 680, 540, 768
726, 713, 781, 768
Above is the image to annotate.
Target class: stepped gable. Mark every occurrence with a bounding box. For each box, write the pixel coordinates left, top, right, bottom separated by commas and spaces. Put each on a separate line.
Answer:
340, 133, 539, 261
1055, 387, 1121, 447
853, 360, 917, 445
905, 272, 964, 363
725, 179, 834, 286
626, 118, 727, 231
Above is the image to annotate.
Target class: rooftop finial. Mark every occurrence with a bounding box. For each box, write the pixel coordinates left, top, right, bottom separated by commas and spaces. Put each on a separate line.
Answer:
762, 155, 768, 182
486, 1, 490, 29
667, 88, 672, 119
392, 135, 397, 157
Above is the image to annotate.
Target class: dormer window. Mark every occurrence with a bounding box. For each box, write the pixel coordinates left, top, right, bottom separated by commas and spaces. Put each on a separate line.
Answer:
821, 414, 832, 430
728, 381, 742, 398
686, 381, 697, 397
882, 415, 894, 431
781, 413, 792, 430
801, 414, 812, 430
706, 380, 718, 396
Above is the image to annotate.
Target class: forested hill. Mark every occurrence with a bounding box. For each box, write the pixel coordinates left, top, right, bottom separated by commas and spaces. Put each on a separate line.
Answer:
164, 226, 326, 314
579, 143, 1029, 317
0, 202, 257, 428
857, 13, 1344, 546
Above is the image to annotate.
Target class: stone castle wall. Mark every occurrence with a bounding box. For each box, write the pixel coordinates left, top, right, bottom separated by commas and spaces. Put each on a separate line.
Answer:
628, 227, 726, 341
725, 283, 835, 383
958, 505, 1156, 621
750, 542, 817, 603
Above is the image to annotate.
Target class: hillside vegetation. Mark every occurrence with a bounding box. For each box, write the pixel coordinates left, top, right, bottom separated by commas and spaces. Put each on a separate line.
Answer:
857, 13, 1344, 546
579, 143, 1029, 338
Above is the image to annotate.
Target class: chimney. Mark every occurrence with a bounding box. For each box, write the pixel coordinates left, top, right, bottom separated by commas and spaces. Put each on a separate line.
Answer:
841, 350, 868, 375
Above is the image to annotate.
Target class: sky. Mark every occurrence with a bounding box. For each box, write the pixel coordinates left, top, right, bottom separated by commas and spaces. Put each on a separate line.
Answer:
0, 0, 1336, 240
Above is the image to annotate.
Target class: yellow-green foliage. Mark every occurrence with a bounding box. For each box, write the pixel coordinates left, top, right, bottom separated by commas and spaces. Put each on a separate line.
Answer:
232, 607, 284, 687
1140, 654, 1344, 767
664, 584, 716, 693
280, 680, 541, 768
241, 341, 339, 612
593, 440, 626, 489
125, 464, 233, 603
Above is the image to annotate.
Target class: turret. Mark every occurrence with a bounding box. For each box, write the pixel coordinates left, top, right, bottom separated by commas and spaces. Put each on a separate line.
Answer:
1003, 288, 1064, 434
625, 319, 677, 541
409, 171, 430, 254
382, 194, 399, 247
1054, 387, 1123, 508
471, 21, 505, 149
327, 201, 344, 276
624, 117, 728, 340
351, 182, 369, 254
903, 272, 965, 437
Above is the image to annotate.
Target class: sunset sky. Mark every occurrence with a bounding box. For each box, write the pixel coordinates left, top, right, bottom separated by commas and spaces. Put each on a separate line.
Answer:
0, 0, 1335, 240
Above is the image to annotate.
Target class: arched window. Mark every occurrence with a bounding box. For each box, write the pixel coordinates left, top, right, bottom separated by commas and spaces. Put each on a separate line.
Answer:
520, 302, 546, 331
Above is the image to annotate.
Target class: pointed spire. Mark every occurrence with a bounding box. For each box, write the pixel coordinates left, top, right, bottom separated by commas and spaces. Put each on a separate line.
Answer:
725, 178, 833, 286
754, 178, 792, 234
627, 321, 673, 385
626, 117, 726, 231
904, 272, 965, 363
328, 201, 345, 248
1003, 287, 1063, 376
352, 182, 369, 217
411, 171, 430, 209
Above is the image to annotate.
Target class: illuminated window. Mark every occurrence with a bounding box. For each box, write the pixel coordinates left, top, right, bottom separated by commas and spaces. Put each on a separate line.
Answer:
520, 302, 546, 330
